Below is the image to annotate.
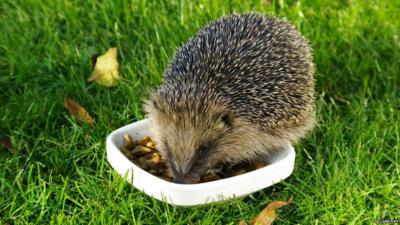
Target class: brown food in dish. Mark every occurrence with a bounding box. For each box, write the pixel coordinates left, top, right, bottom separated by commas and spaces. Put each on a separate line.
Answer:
121, 134, 268, 183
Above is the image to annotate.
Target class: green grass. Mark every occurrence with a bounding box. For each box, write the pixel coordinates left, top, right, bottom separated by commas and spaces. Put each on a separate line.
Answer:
1, 0, 399, 224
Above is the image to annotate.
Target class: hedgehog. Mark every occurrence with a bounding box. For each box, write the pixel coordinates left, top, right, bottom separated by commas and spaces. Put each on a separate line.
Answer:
144, 13, 315, 184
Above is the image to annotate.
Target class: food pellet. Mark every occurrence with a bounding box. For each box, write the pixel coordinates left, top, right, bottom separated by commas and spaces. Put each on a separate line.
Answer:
136, 136, 151, 146
131, 146, 153, 156
123, 134, 135, 149
145, 141, 156, 149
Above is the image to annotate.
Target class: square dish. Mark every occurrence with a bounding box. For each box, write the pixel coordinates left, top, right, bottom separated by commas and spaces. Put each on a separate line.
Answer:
106, 118, 295, 206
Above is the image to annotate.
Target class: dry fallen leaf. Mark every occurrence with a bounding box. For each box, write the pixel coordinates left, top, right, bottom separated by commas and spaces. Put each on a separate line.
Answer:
263, 0, 272, 4
239, 220, 248, 225
239, 198, 292, 225
64, 98, 94, 124
87, 47, 120, 87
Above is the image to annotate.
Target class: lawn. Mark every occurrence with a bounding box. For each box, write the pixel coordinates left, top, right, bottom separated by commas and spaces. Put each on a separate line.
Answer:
0, 0, 399, 224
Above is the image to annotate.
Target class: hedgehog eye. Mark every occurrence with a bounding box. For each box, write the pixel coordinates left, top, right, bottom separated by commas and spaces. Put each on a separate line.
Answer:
197, 144, 209, 155
220, 113, 232, 127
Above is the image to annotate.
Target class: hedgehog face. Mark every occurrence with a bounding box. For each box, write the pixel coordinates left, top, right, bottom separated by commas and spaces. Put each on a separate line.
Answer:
144, 94, 235, 183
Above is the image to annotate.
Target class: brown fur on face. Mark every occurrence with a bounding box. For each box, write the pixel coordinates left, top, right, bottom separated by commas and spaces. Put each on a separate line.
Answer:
144, 91, 314, 183
144, 92, 232, 182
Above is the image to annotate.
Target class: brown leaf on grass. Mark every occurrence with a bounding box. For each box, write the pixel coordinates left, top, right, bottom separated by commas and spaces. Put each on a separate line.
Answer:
239, 220, 248, 225
251, 198, 292, 225
0, 136, 15, 153
263, 0, 272, 4
239, 198, 293, 225
64, 98, 93, 124
87, 47, 120, 87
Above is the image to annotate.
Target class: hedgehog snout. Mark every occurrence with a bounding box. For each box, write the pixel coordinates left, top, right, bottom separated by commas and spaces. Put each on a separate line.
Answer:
174, 176, 197, 184
166, 157, 211, 184
170, 167, 202, 184
169, 158, 222, 184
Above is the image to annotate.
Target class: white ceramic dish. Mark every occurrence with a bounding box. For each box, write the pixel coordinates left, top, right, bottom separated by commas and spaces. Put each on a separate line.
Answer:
106, 118, 295, 206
